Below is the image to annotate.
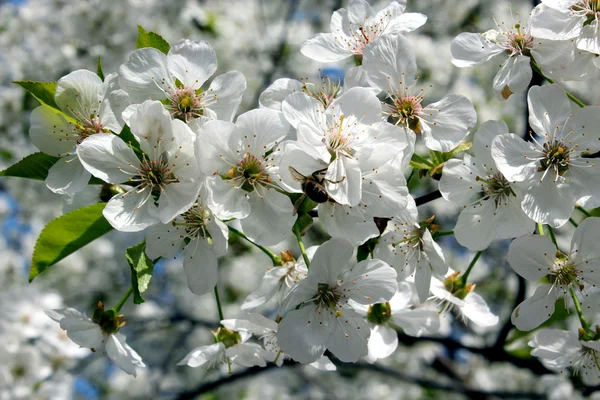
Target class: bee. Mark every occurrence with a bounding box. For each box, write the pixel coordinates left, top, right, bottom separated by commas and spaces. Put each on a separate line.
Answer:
288, 166, 344, 215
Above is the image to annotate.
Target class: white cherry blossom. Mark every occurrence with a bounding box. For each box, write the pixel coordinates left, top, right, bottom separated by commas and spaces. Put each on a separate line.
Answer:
119, 39, 245, 126
364, 33, 476, 151
45, 308, 145, 377
374, 196, 447, 303
277, 238, 397, 364
29, 69, 128, 194
530, 0, 600, 55
352, 281, 440, 363
507, 217, 600, 331
195, 109, 294, 245
529, 328, 600, 385
491, 84, 600, 227
77, 100, 202, 232
145, 187, 228, 296
451, 10, 584, 99
439, 120, 534, 250
301, 0, 426, 63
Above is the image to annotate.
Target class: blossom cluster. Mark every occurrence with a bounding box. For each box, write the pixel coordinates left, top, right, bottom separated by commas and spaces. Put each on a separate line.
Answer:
3, 0, 600, 396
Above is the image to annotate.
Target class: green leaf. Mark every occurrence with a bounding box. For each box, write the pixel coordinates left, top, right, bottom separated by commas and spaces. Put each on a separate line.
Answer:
97, 56, 105, 81
30, 203, 113, 281
136, 25, 170, 54
118, 125, 143, 158
293, 213, 313, 236
125, 240, 155, 304
14, 81, 59, 109
0, 152, 60, 181
0, 151, 105, 184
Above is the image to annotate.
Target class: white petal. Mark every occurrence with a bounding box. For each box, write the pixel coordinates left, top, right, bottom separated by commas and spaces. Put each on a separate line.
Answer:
55, 69, 104, 122
309, 237, 354, 284
318, 202, 379, 246
454, 199, 496, 251
177, 343, 225, 367
341, 259, 397, 304
240, 188, 294, 246
511, 285, 559, 331
389, 13, 427, 34
234, 109, 290, 156
103, 188, 158, 232
99, 73, 130, 132
183, 238, 218, 295
392, 308, 440, 336
59, 315, 103, 349
450, 32, 503, 67
309, 355, 337, 371
473, 120, 509, 170
462, 292, 499, 327
167, 39, 217, 90
507, 234, 556, 281
46, 154, 91, 195
576, 24, 600, 54
105, 334, 145, 377
259, 78, 304, 111
301, 33, 350, 63
530, 4, 583, 40
438, 156, 486, 206
493, 55, 532, 99
118, 48, 172, 103
367, 325, 398, 360
491, 133, 539, 182
332, 87, 382, 125
493, 195, 535, 239
281, 92, 325, 130
29, 105, 79, 157
326, 307, 370, 362
204, 71, 246, 121
363, 33, 417, 94
242, 267, 288, 310
414, 257, 433, 303
76, 134, 139, 183
521, 178, 574, 227
277, 305, 328, 364
344, 66, 375, 90
388, 281, 413, 311
206, 176, 250, 220
422, 229, 447, 276
527, 84, 572, 138
359, 162, 408, 217
325, 156, 362, 206
156, 180, 201, 224
421, 94, 476, 152
226, 343, 267, 368
145, 223, 186, 259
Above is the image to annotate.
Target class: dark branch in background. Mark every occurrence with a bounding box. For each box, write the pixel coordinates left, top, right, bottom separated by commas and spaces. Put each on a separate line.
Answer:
415, 189, 442, 206
493, 275, 526, 350
250, 0, 300, 108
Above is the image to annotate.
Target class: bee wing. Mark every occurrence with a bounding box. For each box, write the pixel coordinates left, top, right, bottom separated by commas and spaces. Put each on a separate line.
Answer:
292, 194, 307, 216
288, 166, 307, 182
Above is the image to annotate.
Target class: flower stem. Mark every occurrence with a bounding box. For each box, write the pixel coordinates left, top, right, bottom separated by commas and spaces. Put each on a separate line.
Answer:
569, 218, 579, 228
433, 230, 454, 239
536, 222, 545, 236
546, 225, 558, 248
570, 286, 589, 331
113, 287, 133, 313
576, 206, 592, 218
228, 225, 281, 265
214, 285, 225, 321
461, 251, 483, 283
293, 225, 310, 269
273, 349, 283, 365
530, 60, 586, 108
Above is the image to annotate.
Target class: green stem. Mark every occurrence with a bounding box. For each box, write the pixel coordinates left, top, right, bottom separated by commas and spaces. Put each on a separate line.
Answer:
433, 230, 454, 239
113, 288, 133, 313
293, 225, 311, 269
569, 218, 579, 228
461, 251, 482, 283
536, 222, 545, 236
570, 286, 589, 331
546, 225, 558, 248
228, 225, 280, 265
214, 286, 225, 321
273, 349, 283, 365
576, 206, 592, 218
530, 60, 586, 108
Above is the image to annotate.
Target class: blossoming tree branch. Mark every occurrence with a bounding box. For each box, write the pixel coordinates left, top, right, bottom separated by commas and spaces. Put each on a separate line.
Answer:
3, 0, 600, 392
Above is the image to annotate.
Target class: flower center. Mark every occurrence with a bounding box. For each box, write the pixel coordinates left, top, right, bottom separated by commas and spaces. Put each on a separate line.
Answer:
172, 205, 213, 238
75, 115, 109, 143
325, 115, 357, 159
367, 302, 392, 324
315, 282, 342, 311
504, 25, 534, 56
302, 77, 341, 109
214, 327, 242, 348
539, 141, 571, 176
134, 154, 179, 201
223, 152, 270, 192
341, 11, 393, 56
476, 172, 516, 206
572, 0, 600, 25
551, 256, 583, 291
168, 88, 204, 122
